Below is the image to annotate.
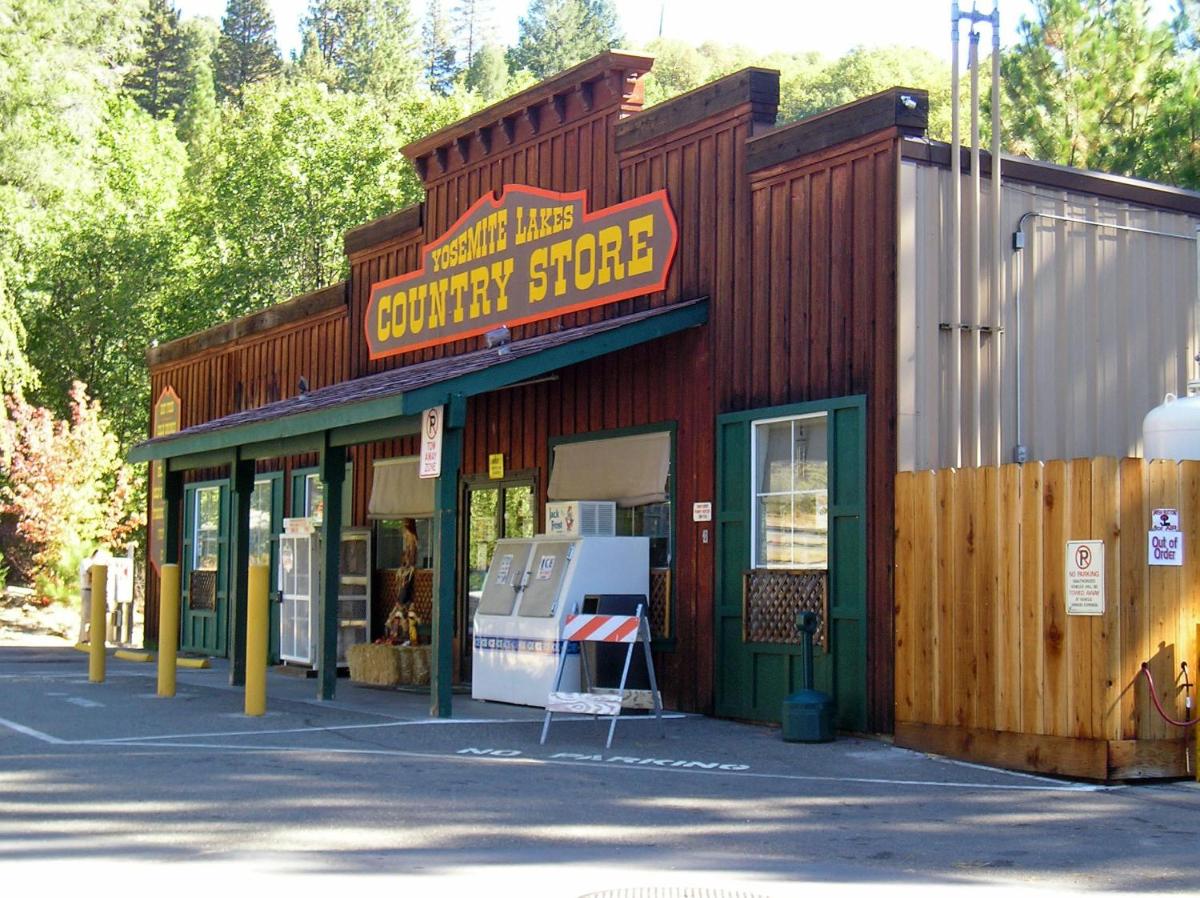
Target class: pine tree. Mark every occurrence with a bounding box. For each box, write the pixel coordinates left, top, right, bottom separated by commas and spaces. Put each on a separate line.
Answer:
454, 0, 496, 71
125, 0, 190, 120
509, 0, 623, 80
464, 41, 509, 101
422, 0, 458, 95
215, 0, 282, 105
299, 0, 420, 99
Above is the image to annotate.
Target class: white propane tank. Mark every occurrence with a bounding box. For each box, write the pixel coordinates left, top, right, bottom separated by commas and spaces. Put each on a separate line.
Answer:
1143, 390, 1200, 461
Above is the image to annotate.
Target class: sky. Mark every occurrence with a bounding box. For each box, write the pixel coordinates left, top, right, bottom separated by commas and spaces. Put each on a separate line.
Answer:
173, 0, 1179, 62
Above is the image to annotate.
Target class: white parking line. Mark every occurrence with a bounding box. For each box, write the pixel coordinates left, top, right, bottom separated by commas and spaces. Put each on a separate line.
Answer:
88, 738, 1106, 792
0, 715, 66, 744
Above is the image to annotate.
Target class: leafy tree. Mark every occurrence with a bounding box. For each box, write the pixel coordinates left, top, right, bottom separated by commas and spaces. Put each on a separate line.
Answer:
126, 0, 190, 120
464, 41, 510, 101
508, 0, 623, 80
454, 0, 496, 71
423, 0, 458, 94
299, 0, 420, 99
177, 16, 220, 145
1001, 0, 1174, 173
215, 0, 282, 104
0, 382, 144, 589
20, 97, 188, 448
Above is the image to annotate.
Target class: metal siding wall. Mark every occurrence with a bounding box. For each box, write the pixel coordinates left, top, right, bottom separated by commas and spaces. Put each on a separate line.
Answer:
898, 161, 1200, 471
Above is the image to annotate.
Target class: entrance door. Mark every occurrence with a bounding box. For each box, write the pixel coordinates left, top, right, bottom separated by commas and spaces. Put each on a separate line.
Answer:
714, 397, 867, 730
461, 477, 535, 677
278, 531, 315, 664
181, 481, 230, 656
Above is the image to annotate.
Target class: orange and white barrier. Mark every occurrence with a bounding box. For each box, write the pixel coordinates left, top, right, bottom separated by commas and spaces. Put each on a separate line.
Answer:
561, 613, 641, 643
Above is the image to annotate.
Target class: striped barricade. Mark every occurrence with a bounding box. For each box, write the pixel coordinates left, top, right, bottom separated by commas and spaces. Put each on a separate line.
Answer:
540, 603, 664, 748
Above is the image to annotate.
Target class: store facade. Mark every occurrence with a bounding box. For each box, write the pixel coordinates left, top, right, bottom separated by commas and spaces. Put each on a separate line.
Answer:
133, 50, 1200, 737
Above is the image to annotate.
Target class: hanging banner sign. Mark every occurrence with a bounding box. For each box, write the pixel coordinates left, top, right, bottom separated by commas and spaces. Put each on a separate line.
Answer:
148, 387, 180, 573
419, 406, 444, 479
364, 185, 678, 360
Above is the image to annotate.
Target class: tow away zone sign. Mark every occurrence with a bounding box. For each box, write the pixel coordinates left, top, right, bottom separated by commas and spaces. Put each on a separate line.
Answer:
1065, 540, 1104, 616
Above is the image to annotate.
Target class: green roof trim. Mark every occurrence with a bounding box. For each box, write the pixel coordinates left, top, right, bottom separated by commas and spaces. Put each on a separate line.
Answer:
130, 299, 708, 465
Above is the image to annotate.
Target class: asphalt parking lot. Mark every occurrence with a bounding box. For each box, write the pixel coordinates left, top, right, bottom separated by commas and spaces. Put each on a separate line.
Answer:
1, 644, 1198, 895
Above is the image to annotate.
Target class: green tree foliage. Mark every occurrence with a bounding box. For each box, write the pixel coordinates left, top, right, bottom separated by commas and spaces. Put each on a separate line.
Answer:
464, 41, 511, 101
215, 0, 282, 104
1001, 0, 1174, 173
125, 0, 189, 120
20, 97, 187, 448
0, 381, 144, 588
299, 0, 420, 99
422, 0, 458, 94
177, 17, 220, 145
508, 0, 623, 80
455, 0, 496, 71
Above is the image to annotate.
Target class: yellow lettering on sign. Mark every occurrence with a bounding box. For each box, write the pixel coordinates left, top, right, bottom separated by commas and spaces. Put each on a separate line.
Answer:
469, 267, 490, 319
377, 293, 392, 344
529, 247, 548, 302
597, 225, 624, 285
391, 288, 408, 339
449, 272, 469, 323
491, 258, 513, 312
409, 284, 426, 335
429, 278, 448, 329
549, 240, 571, 297
574, 232, 596, 291
627, 213, 654, 276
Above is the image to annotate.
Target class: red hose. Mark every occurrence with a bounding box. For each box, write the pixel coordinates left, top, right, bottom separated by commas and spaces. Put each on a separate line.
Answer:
1140, 663, 1199, 728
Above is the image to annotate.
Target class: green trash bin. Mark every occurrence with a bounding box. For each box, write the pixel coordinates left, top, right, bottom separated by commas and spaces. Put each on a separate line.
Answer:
782, 611, 835, 743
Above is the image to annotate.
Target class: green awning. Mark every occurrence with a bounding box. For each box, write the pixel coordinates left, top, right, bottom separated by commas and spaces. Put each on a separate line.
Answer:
129, 298, 707, 469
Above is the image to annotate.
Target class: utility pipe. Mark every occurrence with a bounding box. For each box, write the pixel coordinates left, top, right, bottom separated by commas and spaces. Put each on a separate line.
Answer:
989, 2, 1003, 467
969, 27, 982, 467
950, 3, 963, 467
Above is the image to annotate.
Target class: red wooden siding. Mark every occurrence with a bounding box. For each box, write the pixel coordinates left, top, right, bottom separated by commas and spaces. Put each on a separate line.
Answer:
747, 130, 901, 732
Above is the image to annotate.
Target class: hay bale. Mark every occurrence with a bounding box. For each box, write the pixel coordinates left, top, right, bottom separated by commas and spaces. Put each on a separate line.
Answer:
406, 645, 430, 685
348, 644, 403, 686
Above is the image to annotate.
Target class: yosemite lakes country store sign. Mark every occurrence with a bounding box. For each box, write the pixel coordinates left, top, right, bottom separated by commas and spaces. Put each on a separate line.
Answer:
365, 185, 678, 359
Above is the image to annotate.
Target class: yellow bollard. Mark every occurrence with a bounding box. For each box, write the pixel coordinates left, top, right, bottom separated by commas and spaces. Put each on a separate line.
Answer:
88, 564, 107, 683
157, 564, 181, 697
245, 563, 269, 717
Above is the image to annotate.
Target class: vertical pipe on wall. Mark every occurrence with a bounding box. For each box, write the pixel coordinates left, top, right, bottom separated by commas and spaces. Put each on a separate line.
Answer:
990, 5, 1003, 466
969, 28, 982, 468
950, 3, 963, 468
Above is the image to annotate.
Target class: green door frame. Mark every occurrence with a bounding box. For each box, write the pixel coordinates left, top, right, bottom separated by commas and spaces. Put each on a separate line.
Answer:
714, 395, 868, 730
181, 478, 230, 657
253, 471, 284, 664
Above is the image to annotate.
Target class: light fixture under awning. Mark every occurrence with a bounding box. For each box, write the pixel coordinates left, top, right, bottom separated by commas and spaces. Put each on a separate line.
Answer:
368, 457, 433, 519
547, 431, 670, 508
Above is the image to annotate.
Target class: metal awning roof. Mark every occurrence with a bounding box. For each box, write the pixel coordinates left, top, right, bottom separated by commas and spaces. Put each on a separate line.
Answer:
129, 299, 708, 469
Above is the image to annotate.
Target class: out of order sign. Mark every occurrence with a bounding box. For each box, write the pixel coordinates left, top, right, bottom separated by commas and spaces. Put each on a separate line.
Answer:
1065, 540, 1105, 616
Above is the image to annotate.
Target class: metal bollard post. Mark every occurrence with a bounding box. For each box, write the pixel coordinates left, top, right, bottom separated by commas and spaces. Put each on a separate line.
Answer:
245, 564, 269, 717
88, 565, 107, 683
157, 564, 180, 697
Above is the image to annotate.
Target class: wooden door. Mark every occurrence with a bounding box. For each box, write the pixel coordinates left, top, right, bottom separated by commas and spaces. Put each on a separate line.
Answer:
715, 397, 868, 730
180, 481, 230, 657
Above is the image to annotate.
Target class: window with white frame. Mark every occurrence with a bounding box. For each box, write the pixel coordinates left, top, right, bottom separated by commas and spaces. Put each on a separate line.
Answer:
752, 413, 828, 569
193, 486, 221, 571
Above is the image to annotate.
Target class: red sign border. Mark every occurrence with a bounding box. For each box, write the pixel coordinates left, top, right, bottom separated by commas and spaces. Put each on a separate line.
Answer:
364, 184, 679, 361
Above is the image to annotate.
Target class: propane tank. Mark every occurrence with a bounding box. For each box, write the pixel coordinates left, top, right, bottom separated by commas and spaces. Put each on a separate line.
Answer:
1143, 385, 1200, 461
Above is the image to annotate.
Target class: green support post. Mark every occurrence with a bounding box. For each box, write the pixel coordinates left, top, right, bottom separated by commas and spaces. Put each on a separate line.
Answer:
228, 456, 255, 687
431, 398, 464, 718
318, 442, 346, 701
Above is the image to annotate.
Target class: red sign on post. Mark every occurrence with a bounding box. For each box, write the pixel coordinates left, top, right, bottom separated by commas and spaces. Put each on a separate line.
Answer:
364, 185, 678, 360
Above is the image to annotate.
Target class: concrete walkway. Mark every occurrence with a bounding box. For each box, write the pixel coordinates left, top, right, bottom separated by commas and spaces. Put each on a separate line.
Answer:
1, 645, 1197, 895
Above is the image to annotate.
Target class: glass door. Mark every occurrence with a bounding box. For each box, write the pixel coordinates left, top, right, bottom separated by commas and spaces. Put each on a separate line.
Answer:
460, 477, 535, 678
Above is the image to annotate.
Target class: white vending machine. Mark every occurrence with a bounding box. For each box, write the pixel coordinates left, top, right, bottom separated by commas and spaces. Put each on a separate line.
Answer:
277, 518, 371, 667
472, 536, 649, 707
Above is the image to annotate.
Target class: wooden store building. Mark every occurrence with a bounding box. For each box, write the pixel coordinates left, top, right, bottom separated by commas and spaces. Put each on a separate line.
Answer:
132, 50, 1200, 752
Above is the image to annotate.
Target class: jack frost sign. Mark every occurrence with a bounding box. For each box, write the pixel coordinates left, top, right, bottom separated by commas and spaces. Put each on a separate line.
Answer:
1065, 540, 1104, 616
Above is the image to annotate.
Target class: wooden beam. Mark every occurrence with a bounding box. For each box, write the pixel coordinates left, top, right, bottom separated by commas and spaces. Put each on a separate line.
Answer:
500, 115, 516, 145
431, 412, 462, 718
227, 456, 255, 688
317, 441, 346, 701
455, 135, 471, 164
477, 126, 492, 155
745, 86, 928, 175
579, 81, 594, 112
343, 203, 423, 257
524, 104, 541, 135
414, 155, 429, 181
552, 93, 567, 124
895, 720, 1109, 780
435, 146, 448, 173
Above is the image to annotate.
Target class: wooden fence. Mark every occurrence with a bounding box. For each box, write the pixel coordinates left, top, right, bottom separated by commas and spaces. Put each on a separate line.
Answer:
894, 457, 1199, 780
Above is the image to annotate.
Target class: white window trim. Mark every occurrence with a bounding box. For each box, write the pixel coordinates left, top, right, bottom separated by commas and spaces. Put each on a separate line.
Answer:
749, 411, 828, 570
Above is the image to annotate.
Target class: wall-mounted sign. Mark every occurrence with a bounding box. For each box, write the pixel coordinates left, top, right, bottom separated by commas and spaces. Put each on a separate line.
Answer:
148, 387, 180, 573
692, 502, 712, 522
488, 453, 505, 479
1065, 540, 1104, 615
419, 406, 444, 479
364, 185, 678, 360
1149, 507, 1184, 566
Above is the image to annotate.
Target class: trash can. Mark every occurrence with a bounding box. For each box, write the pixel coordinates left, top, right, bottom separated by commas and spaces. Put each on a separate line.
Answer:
782, 611, 835, 742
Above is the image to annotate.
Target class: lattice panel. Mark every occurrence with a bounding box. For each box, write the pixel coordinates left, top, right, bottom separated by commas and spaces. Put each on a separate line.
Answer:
648, 567, 671, 639
742, 569, 827, 648
411, 568, 433, 621
189, 570, 217, 611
